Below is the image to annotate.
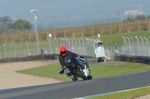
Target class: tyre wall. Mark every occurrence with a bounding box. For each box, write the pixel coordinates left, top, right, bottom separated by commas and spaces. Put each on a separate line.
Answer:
114, 55, 150, 64
0, 54, 58, 63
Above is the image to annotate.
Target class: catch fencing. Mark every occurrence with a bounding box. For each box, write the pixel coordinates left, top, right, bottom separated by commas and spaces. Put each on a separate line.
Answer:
121, 36, 150, 56
0, 38, 102, 59
1, 36, 148, 60
106, 36, 150, 57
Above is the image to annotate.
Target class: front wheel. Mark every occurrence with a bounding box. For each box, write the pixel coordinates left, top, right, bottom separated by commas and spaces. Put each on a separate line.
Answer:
87, 75, 92, 80
87, 72, 92, 80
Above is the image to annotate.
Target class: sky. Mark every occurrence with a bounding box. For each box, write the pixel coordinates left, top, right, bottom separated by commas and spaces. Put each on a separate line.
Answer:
0, 0, 150, 29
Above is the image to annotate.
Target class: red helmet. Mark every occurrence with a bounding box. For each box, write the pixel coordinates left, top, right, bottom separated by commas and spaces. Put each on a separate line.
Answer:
60, 46, 67, 57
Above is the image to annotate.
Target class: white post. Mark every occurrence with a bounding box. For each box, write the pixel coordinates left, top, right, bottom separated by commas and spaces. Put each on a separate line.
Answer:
77, 38, 81, 55
130, 36, 135, 56
97, 33, 101, 40
13, 42, 17, 57
73, 38, 77, 53
49, 33, 52, 54
66, 38, 70, 51
139, 37, 144, 56
134, 36, 139, 56
121, 36, 126, 55
2, 43, 5, 58
58, 37, 62, 47
25, 40, 30, 55
54, 38, 59, 54
144, 37, 148, 56
61, 37, 65, 46
126, 36, 130, 55
80, 38, 85, 56
70, 38, 74, 52
30, 9, 40, 55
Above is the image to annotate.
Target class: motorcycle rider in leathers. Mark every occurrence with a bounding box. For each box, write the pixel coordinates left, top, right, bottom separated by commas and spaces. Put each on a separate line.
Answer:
59, 46, 90, 74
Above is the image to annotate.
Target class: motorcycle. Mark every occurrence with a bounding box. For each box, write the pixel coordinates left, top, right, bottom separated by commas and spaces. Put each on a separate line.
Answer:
63, 54, 92, 81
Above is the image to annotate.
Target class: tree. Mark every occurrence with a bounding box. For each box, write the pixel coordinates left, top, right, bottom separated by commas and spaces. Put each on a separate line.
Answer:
124, 15, 146, 22
11, 19, 32, 30
124, 16, 134, 22
0, 16, 13, 33
0, 16, 13, 24
135, 15, 146, 20
0, 16, 33, 34
147, 15, 150, 19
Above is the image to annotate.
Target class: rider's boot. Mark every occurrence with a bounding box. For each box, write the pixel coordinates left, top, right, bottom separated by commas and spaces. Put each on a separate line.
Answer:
59, 67, 64, 74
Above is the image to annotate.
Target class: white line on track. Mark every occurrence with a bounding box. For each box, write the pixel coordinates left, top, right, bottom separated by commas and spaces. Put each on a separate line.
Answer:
73, 86, 150, 99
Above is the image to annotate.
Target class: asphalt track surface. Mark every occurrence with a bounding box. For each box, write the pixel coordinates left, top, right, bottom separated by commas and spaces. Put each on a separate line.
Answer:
1, 72, 150, 99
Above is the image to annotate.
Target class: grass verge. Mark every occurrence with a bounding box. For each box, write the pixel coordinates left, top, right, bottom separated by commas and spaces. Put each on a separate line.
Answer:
89, 87, 150, 99
89, 31, 150, 47
17, 62, 150, 82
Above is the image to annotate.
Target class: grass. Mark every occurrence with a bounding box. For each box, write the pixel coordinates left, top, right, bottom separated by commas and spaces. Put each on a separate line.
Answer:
89, 87, 150, 99
17, 62, 150, 82
88, 31, 150, 47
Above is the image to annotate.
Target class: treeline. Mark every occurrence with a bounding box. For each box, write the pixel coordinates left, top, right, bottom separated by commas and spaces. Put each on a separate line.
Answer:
124, 15, 150, 22
0, 16, 32, 34
1, 14, 150, 34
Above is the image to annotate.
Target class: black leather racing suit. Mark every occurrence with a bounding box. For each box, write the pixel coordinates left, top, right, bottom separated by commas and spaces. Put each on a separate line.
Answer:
59, 51, 78, 67
59, 51, 89, 68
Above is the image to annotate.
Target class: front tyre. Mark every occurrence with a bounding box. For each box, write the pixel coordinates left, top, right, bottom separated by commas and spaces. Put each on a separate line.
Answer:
87, 73, 92, 80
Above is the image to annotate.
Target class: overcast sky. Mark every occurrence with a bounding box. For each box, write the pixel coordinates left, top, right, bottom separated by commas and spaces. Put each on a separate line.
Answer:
0, 0, 149, 28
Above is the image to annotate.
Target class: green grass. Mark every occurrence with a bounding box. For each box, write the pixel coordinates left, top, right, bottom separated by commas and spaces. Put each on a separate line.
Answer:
88, 31, 150, 47
17, 62, 150, 82
89, 87, 150, 99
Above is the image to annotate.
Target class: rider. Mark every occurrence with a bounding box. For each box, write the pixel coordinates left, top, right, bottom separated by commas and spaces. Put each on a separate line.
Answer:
59, 46, 90, 74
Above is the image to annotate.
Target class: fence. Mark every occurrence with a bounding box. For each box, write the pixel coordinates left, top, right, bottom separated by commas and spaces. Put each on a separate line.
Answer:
0, 20, 150, 44
121, 36, 150, 56
0, 38, 99, 59
114, 36, 150, 64
1, 36, 150, 60
105, 36, 150, 57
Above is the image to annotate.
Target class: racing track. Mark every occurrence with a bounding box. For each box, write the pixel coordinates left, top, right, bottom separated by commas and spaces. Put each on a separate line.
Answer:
1, 71, 150, 99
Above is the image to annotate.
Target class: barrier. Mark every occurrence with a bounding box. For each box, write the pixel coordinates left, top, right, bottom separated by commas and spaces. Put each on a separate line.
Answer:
0, 54, 58, 63
114, 55, 150, 64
